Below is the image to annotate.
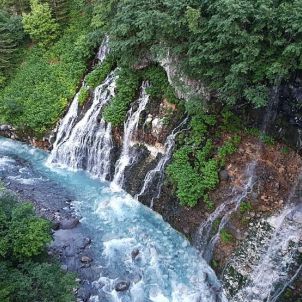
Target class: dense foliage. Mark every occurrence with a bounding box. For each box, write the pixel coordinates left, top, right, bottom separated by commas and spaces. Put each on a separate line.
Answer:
103, 68, 140, 126
0, 191, 75, 301
92, 0, 302, 107
0, 0, 100, 137
85, 55, 115, 88
167, 101, 241, 207
22, 0, 59, 47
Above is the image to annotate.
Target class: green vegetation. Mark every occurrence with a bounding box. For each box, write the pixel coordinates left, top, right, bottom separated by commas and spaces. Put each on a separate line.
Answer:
142, 66, 178, 104
0, 191, 75, 301
246, 127, 276, 146
240, 201, 253, 214
103, 67, 140, 126
220, 229, 234, 244
260, 133, 275, 146
103, 65, 178, 127
204, 194, 215, 211
78, 86, 90, 107
0, 10, 25, 84
0, 0, 99, 137
92, 0, 302, 108
281, 146, 290, 154
22, 0, 59, 47
85, 55, 115, 88
167, 98, 241, 207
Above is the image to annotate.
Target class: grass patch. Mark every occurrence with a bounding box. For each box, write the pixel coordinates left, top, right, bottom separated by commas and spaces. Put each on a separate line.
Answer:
220, 229, 234, 243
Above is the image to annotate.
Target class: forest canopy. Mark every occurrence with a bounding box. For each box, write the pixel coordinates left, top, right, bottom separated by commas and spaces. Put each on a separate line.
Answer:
92, 0, 302, 107
0, 0, 301, 134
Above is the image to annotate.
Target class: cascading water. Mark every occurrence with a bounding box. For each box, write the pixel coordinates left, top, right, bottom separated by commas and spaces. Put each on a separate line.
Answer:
50, 91, 80, 152
194, 87, 281, 262
50, 37, 110, 154
112, 82, 150, 188
135, 118, 188, 207
97, 35, 110, 63
195, 162, 256, 262
48, 72, 116, 181
226, 186, 302, 302
221, 164, 302, 302
48, 38, 114, 181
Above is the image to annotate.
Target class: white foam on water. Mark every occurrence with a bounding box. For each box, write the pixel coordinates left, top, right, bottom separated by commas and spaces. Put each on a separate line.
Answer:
7, 175, 44, 185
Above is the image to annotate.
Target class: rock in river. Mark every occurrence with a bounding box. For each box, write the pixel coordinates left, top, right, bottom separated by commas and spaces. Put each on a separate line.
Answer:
115, 280, 130, 292
60, 218, 80, 229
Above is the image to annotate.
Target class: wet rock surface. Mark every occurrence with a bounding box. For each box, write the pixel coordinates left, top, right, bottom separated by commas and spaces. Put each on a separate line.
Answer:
114, 280, 130, 292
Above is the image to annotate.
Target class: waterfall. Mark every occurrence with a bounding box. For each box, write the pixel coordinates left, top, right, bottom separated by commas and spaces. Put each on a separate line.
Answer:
48, 72, 116, 180
97, 35, 110, 63
194, 161, 256, 262
135, 118, 188, 207
229, 202, 302, 302
194, 89, 281, 262
50, 92, 79, 153
112, 82, 150, 188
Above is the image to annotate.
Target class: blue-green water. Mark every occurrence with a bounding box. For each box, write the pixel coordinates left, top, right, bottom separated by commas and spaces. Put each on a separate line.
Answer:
0, 137, 225, 302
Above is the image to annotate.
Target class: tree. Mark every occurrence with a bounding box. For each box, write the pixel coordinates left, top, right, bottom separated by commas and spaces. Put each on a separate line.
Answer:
47, 0, 70, 24
0, 200, 51, 259
0, 0, 30, 14
0, 192, 76, 301
22, 0, 59, 47
0, 11, 17, 74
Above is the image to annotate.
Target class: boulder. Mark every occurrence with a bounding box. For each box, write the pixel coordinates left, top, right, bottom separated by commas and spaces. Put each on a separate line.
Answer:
61, 264, 68, 272
60, 218, 80, 229
115, 280, 130, 292
81, 237, 91, 249
81, 256, 92, 263
52, 221, 60, 230
151, 117, 164, 137
0, 125, 10, 131
219, 170, 229, 181
131, 248, 140, 260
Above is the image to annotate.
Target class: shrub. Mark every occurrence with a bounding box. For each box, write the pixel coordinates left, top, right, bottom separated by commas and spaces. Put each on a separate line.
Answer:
204, 194, 215, 211
167, 106, 240, 208
103, 67, 140, 126
0, 200, 51, 259
142, 65, 178, 104
240, 201, 253, 214
220, 229, 234, 243
78, 86, 90, 107
0, 191, 76, 301
85, 56, 115, 88
217, 135, 241, 166
260, 133, 275, 146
